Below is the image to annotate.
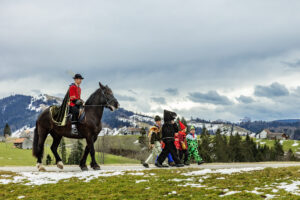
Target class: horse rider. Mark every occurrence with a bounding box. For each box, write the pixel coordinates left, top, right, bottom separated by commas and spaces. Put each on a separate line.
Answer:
69, 73, 84, 134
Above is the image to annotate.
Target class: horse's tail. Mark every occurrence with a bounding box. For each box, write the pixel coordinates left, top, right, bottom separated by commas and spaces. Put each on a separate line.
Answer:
32, 122, 39, 158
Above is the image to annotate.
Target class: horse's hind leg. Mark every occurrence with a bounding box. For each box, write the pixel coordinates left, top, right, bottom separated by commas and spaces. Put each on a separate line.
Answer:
50, 133, 63, 169
89, 135, 100, 170
36, 127, 48, 172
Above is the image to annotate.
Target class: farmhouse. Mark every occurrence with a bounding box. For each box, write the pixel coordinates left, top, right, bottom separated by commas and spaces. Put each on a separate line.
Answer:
256, 129, 289, 140
13, 138, 33, 149
127, 127, 142, 135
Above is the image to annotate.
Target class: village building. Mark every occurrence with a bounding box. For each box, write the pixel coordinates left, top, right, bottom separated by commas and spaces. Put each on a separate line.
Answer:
256, 129, 289, 140
13, 138, 33, 149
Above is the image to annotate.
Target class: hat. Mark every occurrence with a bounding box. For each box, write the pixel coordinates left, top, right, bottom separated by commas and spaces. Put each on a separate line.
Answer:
179, 120, 186, 130
154, 115, 161, 122
163, 110, 177, 122
73, 74, 84, 79
190, 125, 195, 130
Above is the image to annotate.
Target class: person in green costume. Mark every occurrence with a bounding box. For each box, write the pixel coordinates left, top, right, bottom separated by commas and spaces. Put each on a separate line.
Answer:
186, 126, 205, 165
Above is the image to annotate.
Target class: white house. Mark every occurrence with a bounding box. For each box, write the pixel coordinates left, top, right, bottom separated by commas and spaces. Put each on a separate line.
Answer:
13, 138, 33, 149
256, 129, 269, 139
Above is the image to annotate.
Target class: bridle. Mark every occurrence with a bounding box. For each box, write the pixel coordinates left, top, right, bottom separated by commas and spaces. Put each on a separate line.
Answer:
84, 88, 117, 108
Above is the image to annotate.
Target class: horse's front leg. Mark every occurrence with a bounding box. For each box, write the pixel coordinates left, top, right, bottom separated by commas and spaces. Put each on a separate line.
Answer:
89, 137, 100, 170
79, 145, 90, 171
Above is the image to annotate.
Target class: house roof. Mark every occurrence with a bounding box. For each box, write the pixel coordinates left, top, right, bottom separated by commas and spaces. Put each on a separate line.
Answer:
13, 138, 26, 144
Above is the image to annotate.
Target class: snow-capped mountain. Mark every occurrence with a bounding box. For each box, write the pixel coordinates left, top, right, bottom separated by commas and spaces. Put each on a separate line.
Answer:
0, 94, 61, 136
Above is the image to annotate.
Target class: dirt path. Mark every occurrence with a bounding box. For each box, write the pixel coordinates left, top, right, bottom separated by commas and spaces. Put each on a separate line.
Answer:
0, 162, 299, 172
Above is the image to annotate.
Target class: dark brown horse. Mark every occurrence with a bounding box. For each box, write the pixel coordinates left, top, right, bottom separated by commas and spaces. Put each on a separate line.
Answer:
33, 82, 119, 171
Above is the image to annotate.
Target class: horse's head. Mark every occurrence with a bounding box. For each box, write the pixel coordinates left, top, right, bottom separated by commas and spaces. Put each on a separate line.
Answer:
99, 82, 119, 111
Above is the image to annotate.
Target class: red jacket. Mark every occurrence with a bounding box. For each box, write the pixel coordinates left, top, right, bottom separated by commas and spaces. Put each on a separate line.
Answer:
178, 131, 188, 150
69, 83, 81, 107
174, 133, 181, 150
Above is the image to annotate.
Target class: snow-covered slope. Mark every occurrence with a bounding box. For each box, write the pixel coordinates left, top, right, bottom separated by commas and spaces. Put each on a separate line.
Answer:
190, 121, 255, 136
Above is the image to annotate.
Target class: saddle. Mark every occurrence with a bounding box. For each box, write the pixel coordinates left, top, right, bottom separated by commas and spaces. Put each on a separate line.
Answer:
68, 108, 86, 124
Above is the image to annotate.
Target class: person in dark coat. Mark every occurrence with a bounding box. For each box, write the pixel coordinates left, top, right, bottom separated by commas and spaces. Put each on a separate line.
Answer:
156, 110, 184, 168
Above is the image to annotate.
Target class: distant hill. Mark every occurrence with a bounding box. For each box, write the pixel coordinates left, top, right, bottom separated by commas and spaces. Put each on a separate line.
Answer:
2, 93, 299, 140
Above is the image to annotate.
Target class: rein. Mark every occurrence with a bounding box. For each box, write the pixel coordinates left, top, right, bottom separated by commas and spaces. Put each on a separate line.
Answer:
83, 88, 116, 108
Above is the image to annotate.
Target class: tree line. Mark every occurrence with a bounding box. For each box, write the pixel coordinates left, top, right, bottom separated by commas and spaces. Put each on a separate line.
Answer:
197, 127, 298, 163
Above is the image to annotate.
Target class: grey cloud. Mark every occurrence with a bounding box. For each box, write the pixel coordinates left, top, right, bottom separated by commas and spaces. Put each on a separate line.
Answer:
165, 88, 179, 96
254, 82, 289, 98
281, 60, 300, 68
151, 97, 166, 104
188, 91, 232, 105
115, 94, 136, 102
236, 95, 254, 104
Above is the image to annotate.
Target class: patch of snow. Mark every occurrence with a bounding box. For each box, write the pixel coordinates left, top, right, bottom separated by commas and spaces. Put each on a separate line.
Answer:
280, 140, 284, 145
168, 191, 177, 195
277, 181, 300, 195
272, 189, 278, 193
182, 167, 265, 176
219, 191, 240, 197
135, 180, 148, 183
292, 142, 299, 147
0, 170, 152, 185
170, 178, 193, 182
127, 172, 144, 176
216, 177, 225, 180
179, 183, 205, 188
265, 194, 276, 199
17, 196, 25, 199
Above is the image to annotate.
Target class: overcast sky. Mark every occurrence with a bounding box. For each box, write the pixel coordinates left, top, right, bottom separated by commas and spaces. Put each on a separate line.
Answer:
1, 0, 300, 122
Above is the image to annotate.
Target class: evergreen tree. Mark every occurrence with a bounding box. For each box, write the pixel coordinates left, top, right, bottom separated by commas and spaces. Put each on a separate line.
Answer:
286, 148, 297, 161
212, 129, 228, 162
198, 126, 212, 162
59, 138, 67, 163
242, 134, 255, 162
3, 123, 11, 137
273, 140, 284, 161
68, 140, 84, 165
228, 134, 244, 162
46, 154, 52, 165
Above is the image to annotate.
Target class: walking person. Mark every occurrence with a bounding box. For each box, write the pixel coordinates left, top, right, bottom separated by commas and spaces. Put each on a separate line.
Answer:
178, 121, 189, 165
156, 110, 184, 168
187, 126, 205, 165
143, 116, 171, 168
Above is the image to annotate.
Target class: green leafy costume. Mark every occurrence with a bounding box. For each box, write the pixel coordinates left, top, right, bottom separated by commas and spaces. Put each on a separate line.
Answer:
186, 133, 202, 162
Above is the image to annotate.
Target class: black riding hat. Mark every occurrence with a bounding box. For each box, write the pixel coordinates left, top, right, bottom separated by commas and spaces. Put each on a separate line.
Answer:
73, 74, 84, 79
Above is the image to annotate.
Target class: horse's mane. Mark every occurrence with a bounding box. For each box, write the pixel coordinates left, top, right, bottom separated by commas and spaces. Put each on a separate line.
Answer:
85, 88, 101, 105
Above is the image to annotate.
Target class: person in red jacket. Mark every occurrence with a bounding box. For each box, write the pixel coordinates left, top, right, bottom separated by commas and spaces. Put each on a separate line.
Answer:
69, 74, 84, 134
178, 121, 189, 165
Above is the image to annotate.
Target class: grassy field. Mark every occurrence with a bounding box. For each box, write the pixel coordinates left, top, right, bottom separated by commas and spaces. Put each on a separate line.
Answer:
254, 139, 300, 153
0, 166, 299, 199
0, 139, 139, 166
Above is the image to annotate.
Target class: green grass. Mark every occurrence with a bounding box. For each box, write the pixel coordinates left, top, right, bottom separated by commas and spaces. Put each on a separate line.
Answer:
0, 139, 139, 166
0, 166, 299, 199
254, 138, 300, 152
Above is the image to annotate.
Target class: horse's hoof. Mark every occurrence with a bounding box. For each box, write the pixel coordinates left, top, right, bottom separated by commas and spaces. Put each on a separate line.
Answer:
80, 166, 88, 171
92, 165, 101, 171
57, 161, 64, 170
36, 163, 46, 172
